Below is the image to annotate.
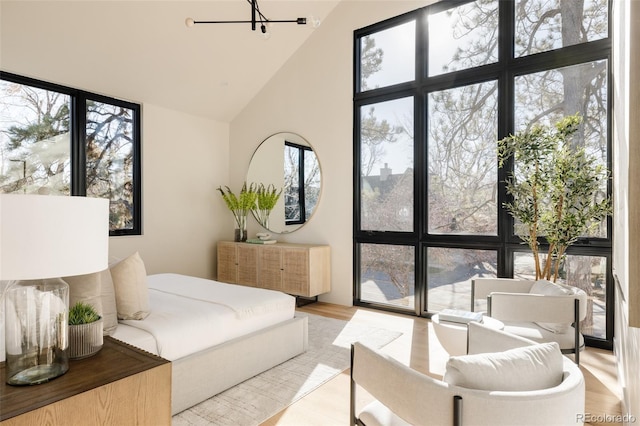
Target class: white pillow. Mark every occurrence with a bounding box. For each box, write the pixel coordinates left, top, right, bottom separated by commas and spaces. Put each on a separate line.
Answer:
110, 252, 150, 320
99, 268, 119, 335
529, 279, 572, 333
443, 342, 564, 391
64, 272, 103, 317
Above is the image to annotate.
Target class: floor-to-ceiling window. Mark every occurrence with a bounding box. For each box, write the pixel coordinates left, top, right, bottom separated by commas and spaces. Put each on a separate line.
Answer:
353, 0, 612, 348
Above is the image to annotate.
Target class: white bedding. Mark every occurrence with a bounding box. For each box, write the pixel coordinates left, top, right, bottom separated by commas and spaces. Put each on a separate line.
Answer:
147, 273, 292, 318
115, 273, 296, 361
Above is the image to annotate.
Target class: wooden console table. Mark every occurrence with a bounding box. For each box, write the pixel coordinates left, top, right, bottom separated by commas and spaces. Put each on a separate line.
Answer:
217, 241, 331, 297
0, 336, 171, 426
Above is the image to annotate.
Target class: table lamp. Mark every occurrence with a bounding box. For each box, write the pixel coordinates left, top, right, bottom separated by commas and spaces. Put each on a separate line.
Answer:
0, 194, 108, 385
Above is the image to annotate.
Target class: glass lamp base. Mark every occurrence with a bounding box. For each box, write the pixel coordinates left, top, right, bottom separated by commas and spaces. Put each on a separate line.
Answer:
6, 361, 69, 386
4, 278, 70, 386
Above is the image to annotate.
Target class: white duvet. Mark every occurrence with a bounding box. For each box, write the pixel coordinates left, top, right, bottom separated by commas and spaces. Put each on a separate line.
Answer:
117, 273, 295, 360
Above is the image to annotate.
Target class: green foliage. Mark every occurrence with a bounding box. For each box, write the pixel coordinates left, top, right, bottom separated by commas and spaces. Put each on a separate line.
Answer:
360, 107, 403, 176
217, 183, 283, 230
253, 183, 282, 229
69, 302, 101, 325
360, 36, 384, 91
498, 113, 612, 281
255, 183, 282, 211
217, 183, 257, 211
6, 105, 70, 149
217, 183, 258, 229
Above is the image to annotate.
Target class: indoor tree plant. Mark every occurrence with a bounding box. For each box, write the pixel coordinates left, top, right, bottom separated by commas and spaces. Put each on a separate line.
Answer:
68, 302, 103, 359
217, 183, 258, 242
498, 113, 611, 282
253, 183, 282, 229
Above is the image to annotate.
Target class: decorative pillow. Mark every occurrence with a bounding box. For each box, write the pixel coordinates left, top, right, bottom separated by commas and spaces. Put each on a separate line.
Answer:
443, 342, 564, 392
529, 279, 573, 333
63, 272, 103, 316
99, 268, 118, 335
109, 251, 150, 320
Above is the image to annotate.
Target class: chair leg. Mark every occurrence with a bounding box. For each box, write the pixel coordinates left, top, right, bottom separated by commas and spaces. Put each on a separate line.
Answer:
470, 282, 476, 312
574, 298, 580, 365
350, 344, 356, 426
453, 395, 463, 426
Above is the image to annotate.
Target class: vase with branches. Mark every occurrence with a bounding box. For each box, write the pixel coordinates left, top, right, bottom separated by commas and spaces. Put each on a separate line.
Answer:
217, 183, 257, 242
253, 183, 282, 229
498, 113, 612, 282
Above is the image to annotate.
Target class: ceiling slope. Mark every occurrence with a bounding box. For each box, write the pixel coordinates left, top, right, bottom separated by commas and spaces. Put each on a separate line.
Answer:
0, 0, 342, 122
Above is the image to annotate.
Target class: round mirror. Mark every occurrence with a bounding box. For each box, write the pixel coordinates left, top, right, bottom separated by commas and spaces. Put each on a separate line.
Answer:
246, 132, 322, 234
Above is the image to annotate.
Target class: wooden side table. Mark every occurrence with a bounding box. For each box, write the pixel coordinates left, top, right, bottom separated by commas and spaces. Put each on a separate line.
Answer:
0, 336, 171, 426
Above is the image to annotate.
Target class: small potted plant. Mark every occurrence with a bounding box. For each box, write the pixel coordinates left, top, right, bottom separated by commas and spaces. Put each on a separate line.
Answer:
68, 302, 103, 359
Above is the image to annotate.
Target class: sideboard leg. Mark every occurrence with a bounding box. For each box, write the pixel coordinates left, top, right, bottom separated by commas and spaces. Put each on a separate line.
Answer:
296, 296, 318, 307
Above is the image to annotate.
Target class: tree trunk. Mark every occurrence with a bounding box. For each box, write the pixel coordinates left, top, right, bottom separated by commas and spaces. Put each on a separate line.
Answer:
560, 0, 586, 149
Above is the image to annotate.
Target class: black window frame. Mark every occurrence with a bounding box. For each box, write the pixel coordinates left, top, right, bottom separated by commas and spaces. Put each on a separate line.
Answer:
284, 141, 312, 226
0, 71, 142, 236
353, 0, 613, 350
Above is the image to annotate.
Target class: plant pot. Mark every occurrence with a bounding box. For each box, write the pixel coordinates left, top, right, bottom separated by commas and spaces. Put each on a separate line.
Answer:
68, 319, 103, 359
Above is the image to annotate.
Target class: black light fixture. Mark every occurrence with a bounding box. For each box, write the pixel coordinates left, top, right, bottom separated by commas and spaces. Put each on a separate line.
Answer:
185, 0, 319, 38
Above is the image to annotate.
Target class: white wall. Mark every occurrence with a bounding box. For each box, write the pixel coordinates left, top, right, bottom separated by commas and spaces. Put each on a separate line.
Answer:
109, 103, 230, 279
229, 1, 433, 305
0, 2, 234, 280
0, 0, 432, 300
612, 0, 640, 422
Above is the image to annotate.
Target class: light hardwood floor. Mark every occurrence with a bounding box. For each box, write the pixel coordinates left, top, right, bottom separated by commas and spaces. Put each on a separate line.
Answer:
263, 302, 623, 426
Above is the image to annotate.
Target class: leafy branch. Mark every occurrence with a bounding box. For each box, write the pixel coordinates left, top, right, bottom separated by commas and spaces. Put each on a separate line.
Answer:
253, 183, 282, 228
217, 183, 258, 230
498, 113, 611, 281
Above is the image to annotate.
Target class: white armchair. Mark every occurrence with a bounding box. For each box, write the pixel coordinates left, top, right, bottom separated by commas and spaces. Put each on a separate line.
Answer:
471, 278, 588, 364
350, 322, 585, 426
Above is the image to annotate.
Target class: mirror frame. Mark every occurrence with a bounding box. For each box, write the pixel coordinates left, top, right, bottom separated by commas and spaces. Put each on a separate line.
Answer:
246, 132, 322, 234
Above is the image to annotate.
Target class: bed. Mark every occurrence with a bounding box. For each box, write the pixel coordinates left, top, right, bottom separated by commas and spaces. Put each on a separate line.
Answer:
111, 273, 308, 415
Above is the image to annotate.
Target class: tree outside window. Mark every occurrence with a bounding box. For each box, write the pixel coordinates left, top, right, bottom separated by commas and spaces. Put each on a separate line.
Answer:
0, 74, 141, 235
355, 0, 611, 344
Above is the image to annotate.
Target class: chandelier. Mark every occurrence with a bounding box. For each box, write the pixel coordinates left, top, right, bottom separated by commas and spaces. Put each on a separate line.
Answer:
185, 0, 320, 38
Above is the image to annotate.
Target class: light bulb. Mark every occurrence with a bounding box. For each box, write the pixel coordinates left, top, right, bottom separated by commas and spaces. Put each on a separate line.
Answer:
308, 15, 321, 28
185, 17, 195, 28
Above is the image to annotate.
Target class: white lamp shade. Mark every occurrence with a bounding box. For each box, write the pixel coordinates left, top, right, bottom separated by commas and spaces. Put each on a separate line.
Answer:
0, 194, 109, 280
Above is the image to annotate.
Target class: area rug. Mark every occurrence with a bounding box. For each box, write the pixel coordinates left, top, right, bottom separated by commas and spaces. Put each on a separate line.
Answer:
172, 313, 402, 426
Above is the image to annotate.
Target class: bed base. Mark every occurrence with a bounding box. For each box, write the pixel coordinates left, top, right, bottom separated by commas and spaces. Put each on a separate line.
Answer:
171, 315, 309, 415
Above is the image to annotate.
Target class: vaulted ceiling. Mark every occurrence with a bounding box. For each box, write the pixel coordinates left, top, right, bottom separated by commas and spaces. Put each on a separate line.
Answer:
0, 1, 343, 122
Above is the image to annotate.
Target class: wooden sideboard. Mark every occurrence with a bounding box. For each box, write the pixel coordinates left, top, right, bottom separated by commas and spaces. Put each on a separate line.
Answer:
217, 241, 331, 297
0, 337, 171, 426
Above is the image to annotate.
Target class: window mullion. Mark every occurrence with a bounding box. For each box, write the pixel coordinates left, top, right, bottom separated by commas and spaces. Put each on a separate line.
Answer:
71, 95, 87, 196
353, 0, 612, 347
